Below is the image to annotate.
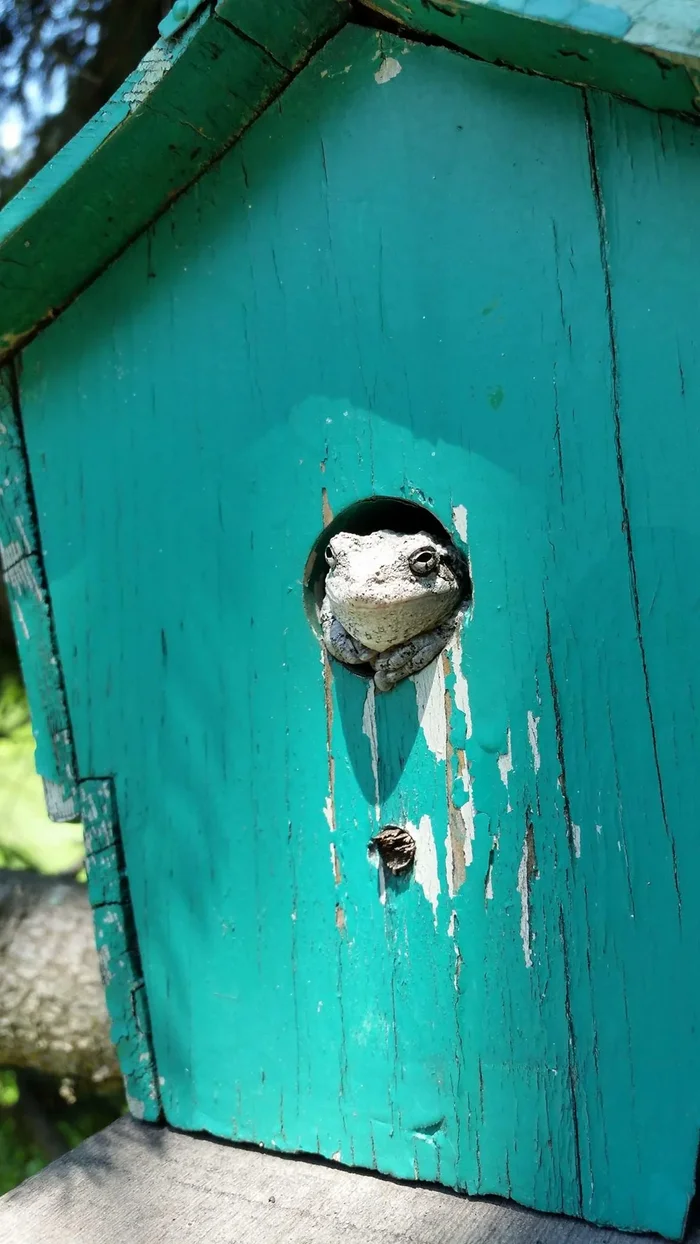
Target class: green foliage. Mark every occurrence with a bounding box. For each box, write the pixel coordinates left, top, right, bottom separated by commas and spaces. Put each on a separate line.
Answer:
0, 1108, 45, 1193
0, 1071, 126, 1193
0, 0, 165, 199
0, 671, 83, 873
0, 1070, 19, 1107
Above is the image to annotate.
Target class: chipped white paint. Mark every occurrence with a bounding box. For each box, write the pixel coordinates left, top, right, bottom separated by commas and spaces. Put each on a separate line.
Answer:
123, 44, 172, 111
323, 794, 335, 833
0, 538, 24, 571
413, 658, 447, 763
572, 823, 581, 859
447, 909, 457, 938
14, 514, 31, 554
411, 814, 441, 926
452, 503, 468, 543
460, 797, 476, 870
497, 728, 513, 811
330, 841, 340, 881
12, 600, 29, 640
98, 943, 113, 985
449, 627, 472, 739
527, 710, 541, 774
362, 681, 381, 819
516, 836, 533, 969
484, 858, 494, 902
127, 1094, 146, 1120
5, 555, 43, 601
375, 56, 402, 85
445, 797, 473, 898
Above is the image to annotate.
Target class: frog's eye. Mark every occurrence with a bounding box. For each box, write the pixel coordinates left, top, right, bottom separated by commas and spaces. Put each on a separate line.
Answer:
409, 546, 438, 577
325, 543, 338, 569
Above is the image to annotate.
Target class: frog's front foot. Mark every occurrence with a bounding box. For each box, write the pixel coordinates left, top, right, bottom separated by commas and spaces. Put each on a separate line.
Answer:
372, 617, 458, 692
320, 599, 376, 667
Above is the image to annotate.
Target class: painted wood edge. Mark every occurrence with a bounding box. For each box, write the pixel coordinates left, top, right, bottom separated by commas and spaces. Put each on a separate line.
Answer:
0, 362, 78, 817
81, 778, 162, 1123
0, 0, 350, 363
0, 0, 696, 366
359, 0, 700, 118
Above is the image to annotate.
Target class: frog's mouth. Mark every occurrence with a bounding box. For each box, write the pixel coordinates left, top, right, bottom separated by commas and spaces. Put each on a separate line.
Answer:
327, 589, 461, 654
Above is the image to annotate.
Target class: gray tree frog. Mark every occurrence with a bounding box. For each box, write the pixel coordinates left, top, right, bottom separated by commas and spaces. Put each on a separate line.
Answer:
320, 529, 465, 692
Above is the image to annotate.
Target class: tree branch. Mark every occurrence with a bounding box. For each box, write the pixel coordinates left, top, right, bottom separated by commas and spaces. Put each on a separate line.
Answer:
0, 869, 120, 1086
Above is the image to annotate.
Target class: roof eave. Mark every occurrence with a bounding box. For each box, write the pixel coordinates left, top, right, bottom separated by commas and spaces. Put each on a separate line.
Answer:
1, 0, 699, 363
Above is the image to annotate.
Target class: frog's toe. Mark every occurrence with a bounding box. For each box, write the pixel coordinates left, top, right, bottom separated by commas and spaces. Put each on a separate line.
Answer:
373, 619, 458, 690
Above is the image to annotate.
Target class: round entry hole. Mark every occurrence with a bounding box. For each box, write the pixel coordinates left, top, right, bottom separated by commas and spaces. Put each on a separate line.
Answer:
303, 495, 470, 634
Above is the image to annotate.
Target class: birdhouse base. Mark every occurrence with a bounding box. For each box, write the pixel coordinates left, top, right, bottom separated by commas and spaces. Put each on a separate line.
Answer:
0, 1116, 694, 1244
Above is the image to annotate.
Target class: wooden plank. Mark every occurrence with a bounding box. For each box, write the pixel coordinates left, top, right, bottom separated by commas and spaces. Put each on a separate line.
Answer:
0, 0, 349, 361
80, 779, 161, 1123
360, 0, 700, 116
215, 0, 348, 69
0, 1116, 688, 1244
0, 364, 77, 815
579, 85, 700, 1238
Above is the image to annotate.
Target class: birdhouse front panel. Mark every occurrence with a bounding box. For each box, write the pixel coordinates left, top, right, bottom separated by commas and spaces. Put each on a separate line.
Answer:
4, 19, 700, 1242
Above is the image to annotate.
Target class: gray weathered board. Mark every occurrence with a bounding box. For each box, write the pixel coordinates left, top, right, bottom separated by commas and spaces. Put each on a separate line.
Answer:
0, 1117, 697, 1244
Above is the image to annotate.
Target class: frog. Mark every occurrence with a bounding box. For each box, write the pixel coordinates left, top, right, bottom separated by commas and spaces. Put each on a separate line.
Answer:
319, 529, 465, 692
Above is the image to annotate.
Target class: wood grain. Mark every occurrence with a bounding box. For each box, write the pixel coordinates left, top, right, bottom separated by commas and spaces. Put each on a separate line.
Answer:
0, 0, 348, 360
0, 1116, 689, 1244
8, 23, 700, 1241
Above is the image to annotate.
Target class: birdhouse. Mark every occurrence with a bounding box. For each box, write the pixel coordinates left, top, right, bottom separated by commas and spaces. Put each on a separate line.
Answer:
1, 2, 700, 1238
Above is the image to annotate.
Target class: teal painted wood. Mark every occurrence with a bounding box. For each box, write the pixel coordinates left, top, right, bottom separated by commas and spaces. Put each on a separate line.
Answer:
80, 779, 161, 1121
0, 0, 349, 360
11, 26, 700, 1239
0, 365, 78, 816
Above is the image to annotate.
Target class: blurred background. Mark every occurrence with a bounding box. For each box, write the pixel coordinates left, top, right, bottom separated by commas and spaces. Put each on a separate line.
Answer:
0, 0, 167, 1192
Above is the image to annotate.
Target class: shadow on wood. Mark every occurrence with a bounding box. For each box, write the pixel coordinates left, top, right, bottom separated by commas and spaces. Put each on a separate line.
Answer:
0, 1117, 695, 1244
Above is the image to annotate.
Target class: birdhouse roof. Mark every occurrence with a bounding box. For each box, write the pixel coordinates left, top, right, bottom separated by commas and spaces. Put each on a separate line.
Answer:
0, 0, 698, 363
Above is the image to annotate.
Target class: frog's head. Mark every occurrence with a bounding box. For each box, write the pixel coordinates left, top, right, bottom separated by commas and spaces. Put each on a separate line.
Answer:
323, 529, 464, 653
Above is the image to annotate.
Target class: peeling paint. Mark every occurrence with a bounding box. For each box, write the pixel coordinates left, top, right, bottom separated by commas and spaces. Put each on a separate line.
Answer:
447, 909, 456, 938
449, 628, 472, 739
572, 823, 581, 859
452, 503, 468, 543
362, 680, 381, 819
323, 794, 335, 833
497, 727, 513, 810
12, 600, 29, 640
413, 658, 447, 762
123, 45, 172, 112
127, 1094, 146, 1120
375, 56, 402, 84
527, 710, 541, 774
460, 797, 476, 870
411, 814, 441, 926
517, 835, 533, 969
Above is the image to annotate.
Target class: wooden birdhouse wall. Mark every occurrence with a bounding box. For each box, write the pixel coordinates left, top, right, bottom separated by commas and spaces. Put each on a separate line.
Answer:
5, 22, 700, 1240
